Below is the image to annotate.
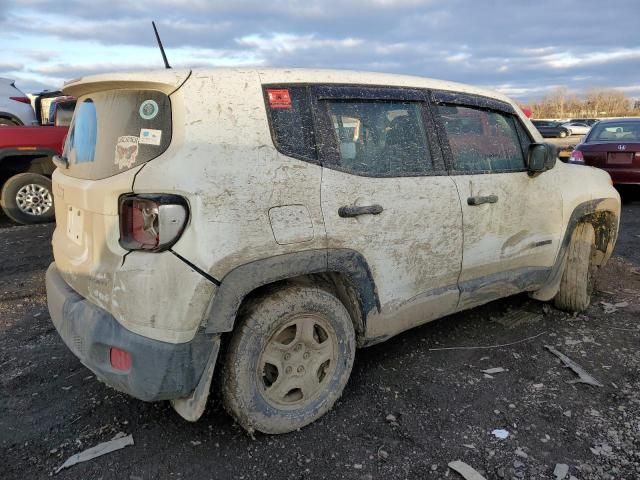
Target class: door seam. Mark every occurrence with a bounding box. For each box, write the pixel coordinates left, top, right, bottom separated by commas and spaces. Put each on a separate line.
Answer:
449, 175, 465, 310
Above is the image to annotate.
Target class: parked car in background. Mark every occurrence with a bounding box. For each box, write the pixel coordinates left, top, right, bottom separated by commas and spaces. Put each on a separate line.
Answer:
570, 118, 599, 126
561, 121, 591, 136
531, 120, 570, 138
0, 78, 37, 126
46, 68, 619, 435
0, 96, 75, 224
569, 118, 640, 193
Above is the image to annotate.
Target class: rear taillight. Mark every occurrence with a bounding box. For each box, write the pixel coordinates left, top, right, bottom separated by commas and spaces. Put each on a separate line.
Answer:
568, 149, 584, 164
10, 96, 31, 105
119, 194, 188, 251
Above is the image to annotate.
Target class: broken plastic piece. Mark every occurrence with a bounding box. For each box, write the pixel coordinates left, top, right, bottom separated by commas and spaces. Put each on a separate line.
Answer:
491, 429, 509, 439
544, 345, 603, 387
448, 460, 487, 480
55, 433, 134, 474
553, 463, 569, 480
481, 367, 505, 374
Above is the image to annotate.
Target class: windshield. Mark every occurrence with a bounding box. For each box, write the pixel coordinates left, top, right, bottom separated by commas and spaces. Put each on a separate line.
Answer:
586, 121, 640, 142
63, 89, 172, 180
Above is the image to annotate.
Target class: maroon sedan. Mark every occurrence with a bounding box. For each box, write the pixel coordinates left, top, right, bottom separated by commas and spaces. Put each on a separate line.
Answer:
569, 118, 640, 187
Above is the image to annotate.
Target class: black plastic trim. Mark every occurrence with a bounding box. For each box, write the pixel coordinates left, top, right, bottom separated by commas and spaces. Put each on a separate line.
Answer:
431, 90, 516, 115
46, 263, 218, 402
204, 249, 380, 333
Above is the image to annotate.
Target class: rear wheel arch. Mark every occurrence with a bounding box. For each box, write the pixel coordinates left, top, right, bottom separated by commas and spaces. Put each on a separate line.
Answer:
203, 249, 379, 344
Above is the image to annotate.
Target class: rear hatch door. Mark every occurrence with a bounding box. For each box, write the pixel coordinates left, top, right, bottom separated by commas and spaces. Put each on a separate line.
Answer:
52, 71, 189, 309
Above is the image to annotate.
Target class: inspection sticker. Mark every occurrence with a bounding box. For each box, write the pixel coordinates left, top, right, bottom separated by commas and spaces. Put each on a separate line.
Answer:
114, 135, 139, 169
139, 128, 162, 146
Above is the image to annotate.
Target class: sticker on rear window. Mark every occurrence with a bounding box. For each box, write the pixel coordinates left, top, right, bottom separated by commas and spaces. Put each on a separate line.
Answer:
115, 136, 139, 169
139, 99, 159, 120
139, 128, 162, 146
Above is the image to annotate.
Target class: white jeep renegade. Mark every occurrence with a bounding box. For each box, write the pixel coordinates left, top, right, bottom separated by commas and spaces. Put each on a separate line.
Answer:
46, 68, 620, 434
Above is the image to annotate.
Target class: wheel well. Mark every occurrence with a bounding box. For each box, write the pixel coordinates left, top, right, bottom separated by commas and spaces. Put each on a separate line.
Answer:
0, 113, 23, 125
0, 155, 54, 185
581, 210, 618, 265
233, 272, 366, 344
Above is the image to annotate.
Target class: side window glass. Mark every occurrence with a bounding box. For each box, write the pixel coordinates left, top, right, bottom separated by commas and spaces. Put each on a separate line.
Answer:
266, 87, 317, 162
438, 105, 526, 172
323, 100, 432, 176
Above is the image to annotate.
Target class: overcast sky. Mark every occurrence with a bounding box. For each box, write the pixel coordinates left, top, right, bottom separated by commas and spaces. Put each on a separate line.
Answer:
1, 0, 638, 101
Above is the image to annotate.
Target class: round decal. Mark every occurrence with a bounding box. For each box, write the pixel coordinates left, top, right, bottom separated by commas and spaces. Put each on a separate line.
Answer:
139, 99, 159, 120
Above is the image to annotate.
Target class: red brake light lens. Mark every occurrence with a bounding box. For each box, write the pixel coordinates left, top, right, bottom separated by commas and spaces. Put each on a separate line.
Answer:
568, 149, 584, 164
110, 347, 132, 371
119, 194, 188, 251
10, 96, 31, 104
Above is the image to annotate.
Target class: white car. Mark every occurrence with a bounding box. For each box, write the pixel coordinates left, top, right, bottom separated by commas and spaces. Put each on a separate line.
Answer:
46, 68, 620, 434
0, 78, 37, 126
562, 121, 591, 135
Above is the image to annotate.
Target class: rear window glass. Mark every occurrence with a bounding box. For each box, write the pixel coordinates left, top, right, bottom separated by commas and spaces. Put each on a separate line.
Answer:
264, 87, 317, 162
587, 121, 640, 142
63, 89, 171, 180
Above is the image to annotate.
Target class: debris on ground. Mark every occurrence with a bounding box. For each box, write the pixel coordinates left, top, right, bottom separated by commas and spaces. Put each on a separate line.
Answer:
544, 345, 604, 387
491, 429, 509, 439
553, 463, 569, 479
600, 301, 628, 313
448, 460, 487, 480
481, 367, 505, 374
54, 433, 134, 474
428, 331, 547, 351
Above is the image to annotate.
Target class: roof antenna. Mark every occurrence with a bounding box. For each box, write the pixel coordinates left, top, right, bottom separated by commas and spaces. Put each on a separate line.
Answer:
152, 21, 171, 69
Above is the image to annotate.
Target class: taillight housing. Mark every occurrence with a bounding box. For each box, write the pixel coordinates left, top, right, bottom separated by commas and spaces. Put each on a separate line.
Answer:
568, 149, 584, 164
10, 96, 31, 104
119, 194, 189, 252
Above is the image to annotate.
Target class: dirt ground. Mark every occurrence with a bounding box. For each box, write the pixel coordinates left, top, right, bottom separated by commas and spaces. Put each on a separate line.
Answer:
1, 203, 639, 480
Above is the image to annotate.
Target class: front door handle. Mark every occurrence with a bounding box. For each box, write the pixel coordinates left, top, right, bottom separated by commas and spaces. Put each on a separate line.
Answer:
467, 195, 498, 206
338, 204, 384, 218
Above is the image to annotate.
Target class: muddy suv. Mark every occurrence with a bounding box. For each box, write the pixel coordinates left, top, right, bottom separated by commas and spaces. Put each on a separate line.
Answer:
46, 69, 620, 434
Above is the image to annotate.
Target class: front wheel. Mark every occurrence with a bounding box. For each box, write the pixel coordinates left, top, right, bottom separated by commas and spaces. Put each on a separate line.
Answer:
1, 173, 55, 225
554, 223, 596, 312
559, 130, 568, 138
222, 286, 356, 434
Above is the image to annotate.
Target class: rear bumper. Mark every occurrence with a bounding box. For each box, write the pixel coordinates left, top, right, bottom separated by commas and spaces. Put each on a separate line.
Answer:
46, 262, 219, 402
607, 169, 640, 185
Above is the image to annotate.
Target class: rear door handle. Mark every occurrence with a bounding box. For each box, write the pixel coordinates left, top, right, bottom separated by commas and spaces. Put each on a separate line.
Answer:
338, 204, 384, 218
467, 195, 498, 206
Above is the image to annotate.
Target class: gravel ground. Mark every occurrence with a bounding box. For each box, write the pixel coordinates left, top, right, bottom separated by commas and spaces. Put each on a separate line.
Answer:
1, 204, 639, 480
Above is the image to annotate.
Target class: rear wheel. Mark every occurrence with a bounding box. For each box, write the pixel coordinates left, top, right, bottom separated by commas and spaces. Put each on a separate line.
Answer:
222, 286, 356, 434
554, 223, 596, 312
1, 173, 55, 224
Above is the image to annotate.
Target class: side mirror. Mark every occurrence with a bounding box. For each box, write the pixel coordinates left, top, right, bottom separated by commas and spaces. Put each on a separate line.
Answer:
527, 143, 557, 175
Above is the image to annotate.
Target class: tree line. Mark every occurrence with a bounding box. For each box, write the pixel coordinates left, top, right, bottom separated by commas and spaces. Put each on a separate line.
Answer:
524, 88, 640, 119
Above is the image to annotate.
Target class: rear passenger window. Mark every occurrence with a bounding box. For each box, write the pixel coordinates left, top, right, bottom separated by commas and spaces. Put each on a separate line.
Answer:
324, 101, 432, 176
265, 87, 317, 162
438, 105, 525, 172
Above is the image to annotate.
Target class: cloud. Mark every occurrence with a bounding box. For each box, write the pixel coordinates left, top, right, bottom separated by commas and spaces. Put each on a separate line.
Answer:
1, 0, 638, 100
